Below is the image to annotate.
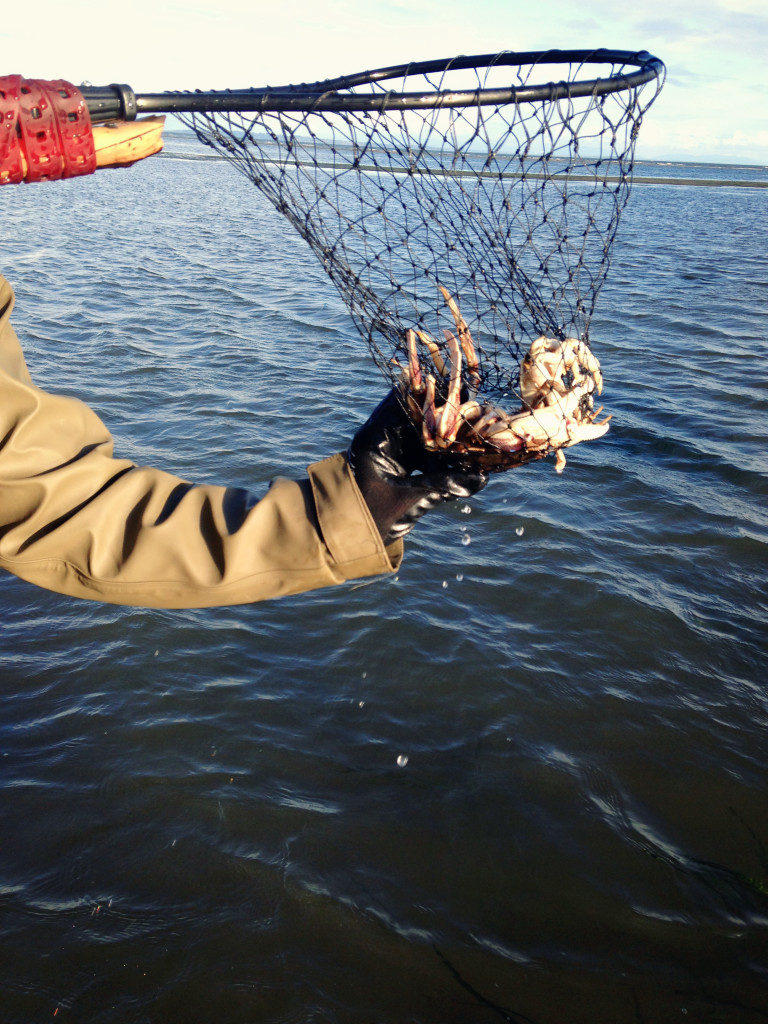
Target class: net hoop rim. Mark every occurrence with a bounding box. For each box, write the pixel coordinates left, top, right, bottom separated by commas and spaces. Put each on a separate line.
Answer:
311, 48, 664, 107
84, 49, 664, 121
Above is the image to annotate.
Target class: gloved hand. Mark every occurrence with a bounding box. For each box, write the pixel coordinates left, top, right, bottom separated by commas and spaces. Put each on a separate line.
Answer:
348, 390, 487, 545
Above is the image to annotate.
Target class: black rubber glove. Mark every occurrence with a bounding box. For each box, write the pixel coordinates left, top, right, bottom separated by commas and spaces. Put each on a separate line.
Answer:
348, 390, 487, 545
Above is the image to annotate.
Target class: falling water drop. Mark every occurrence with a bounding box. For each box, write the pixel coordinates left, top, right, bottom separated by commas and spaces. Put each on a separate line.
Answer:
515, 526, 525, 536
396, 755, 409, 768
461, 534, 471, 547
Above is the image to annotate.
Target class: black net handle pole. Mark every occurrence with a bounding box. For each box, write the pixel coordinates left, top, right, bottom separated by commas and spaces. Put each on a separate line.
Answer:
82, 48, 664, 122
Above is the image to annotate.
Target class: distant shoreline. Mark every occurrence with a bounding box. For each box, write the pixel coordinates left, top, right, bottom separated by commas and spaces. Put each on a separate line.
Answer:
160, 129, 768, 174
157, 149, 768, 188
629, 175, 767, 188
635, 158, 768, 172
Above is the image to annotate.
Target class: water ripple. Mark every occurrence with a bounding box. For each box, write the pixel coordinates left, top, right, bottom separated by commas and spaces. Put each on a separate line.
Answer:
1, 148, 767, 1023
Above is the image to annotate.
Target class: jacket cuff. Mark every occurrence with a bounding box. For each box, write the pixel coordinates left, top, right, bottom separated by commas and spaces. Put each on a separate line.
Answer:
308, 452, 403, 578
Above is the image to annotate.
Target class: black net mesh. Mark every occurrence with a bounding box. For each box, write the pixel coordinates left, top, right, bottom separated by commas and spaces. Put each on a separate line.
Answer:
178, 51, 664, 470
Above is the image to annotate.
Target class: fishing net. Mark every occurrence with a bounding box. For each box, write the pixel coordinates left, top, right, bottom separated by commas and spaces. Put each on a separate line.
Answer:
175, 49, 665, 470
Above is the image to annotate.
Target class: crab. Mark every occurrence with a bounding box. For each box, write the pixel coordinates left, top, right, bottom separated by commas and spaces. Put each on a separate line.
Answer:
397, 288, 611, 473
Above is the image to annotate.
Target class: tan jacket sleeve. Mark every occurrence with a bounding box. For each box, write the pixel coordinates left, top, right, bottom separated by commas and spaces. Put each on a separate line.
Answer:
0, 275, 402, 608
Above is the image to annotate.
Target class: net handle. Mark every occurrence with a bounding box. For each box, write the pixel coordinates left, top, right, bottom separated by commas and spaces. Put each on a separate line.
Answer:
82, 48, 664, 122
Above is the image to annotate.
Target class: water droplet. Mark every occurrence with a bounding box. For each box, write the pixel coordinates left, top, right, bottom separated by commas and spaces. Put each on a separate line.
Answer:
455, 573, 464, 582
442, 580, 448, 588
396, 755, 409, 768
460, 504, 472, 515
515, 526, 525, 536
359, 701, 365, 708
461, 534, 471, 546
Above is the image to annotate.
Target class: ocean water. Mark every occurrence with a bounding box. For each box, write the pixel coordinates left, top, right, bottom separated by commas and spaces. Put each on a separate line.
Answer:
1, 137, 767, 1024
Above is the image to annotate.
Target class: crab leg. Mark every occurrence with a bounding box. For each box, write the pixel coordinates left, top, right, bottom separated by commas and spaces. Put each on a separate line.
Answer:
422, 374, 438, 449
457, 399, 483, 425
405, 329, 423, 393
470, 405, 505, 435
562, 338, 603, 394
520, 351, 555, 408
417, 330, 447, 377
434, 328, 463, 446
479, 426, 525, 452
439, 286, 481, 388
575, 341, 603, 393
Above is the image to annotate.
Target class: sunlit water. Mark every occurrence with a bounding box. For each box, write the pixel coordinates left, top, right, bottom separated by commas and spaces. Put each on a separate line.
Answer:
1, 137, 767, 1024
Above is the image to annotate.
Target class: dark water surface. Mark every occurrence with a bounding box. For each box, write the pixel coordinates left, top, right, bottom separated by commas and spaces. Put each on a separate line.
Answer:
1, 143, 767, 1023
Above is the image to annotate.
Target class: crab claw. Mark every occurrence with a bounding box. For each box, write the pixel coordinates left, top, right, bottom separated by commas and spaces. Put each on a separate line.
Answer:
565, 418, 611, 443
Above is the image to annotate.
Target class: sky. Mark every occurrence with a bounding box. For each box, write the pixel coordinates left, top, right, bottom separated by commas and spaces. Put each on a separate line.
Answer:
2, 0, 767, 165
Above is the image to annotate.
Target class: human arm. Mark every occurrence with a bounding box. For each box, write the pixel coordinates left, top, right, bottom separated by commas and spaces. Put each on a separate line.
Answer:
1, 75, 164, 185
0, 275, 402, 608
1, 77, 485, 608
